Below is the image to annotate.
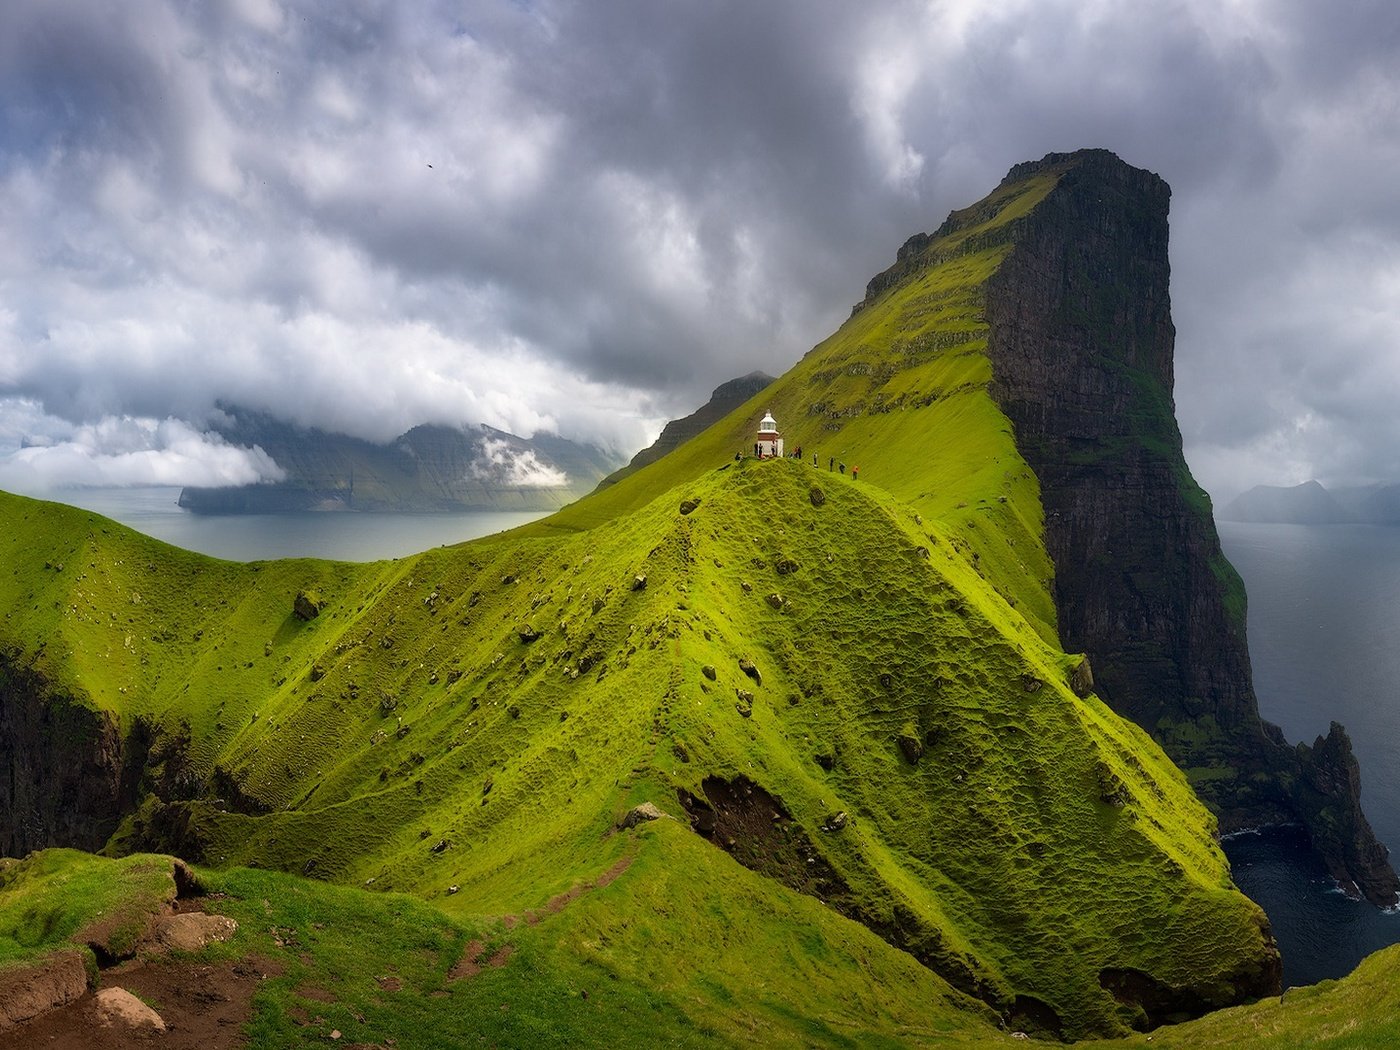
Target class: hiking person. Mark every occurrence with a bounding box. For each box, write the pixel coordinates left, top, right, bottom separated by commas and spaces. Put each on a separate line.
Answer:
852, 466, 859, 481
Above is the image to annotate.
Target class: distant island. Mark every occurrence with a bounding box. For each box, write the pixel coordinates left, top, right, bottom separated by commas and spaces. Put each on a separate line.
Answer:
177, 408, 626, 514
1221, 479, 1400, 525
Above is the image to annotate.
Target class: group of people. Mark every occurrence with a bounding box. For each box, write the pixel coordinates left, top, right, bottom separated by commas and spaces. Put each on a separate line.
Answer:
742, 443, 858, 481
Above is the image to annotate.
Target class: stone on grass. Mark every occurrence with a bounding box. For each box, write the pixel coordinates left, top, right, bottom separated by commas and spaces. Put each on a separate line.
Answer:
620, 802, 665, 829
293, 590, 323, 621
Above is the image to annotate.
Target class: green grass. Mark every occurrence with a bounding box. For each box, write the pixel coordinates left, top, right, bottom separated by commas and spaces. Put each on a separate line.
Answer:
0, 153, 1297, 1041
0, 849, 180, 967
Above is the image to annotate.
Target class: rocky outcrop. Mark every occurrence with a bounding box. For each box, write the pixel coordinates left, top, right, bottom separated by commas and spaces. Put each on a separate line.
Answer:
596, 371, 775, 489
0, 656, 124, 856
979, 149, 1398, 906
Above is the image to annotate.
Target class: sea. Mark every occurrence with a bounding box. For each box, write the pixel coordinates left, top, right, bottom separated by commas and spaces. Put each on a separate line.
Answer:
24, 489, 1400, 987
1218, 521, 1400, 987
37, 486, 549, 562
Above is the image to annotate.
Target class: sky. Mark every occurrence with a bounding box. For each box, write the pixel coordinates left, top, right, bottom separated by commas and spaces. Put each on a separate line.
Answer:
2, 0, 1399, 499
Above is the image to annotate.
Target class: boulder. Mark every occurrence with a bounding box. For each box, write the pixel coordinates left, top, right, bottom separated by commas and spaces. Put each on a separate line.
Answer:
808, 486, 826, 507
701, 665, 717, 681
898, 730, 924, 765
293, 590, 323, 621
738, 658, 762, 686
92, 987, 165, 1032
734, 689, 754, 718
146, 913, 238, 954
678, 498, 701, 515
620, 802, 665, 828
632, 574, 648, 591
764, 592, 786, 610
775, 557, 800, 576
1069, 655, 1095, 697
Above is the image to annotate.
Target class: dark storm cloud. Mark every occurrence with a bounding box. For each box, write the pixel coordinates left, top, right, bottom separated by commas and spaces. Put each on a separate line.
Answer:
1, 0, 1399, 495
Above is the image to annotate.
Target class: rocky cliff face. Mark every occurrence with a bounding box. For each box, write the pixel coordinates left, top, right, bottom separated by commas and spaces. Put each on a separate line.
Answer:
979, 149, 1398, 906
0, 655, 123, 855
178, 411, 623, 513
595, 371, 775, 490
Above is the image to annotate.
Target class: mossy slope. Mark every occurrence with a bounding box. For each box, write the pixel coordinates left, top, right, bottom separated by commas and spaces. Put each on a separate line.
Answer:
1, 153, 1280, 1039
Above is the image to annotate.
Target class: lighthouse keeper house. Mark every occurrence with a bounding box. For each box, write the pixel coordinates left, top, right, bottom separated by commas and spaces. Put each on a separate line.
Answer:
756, 410, 784, 458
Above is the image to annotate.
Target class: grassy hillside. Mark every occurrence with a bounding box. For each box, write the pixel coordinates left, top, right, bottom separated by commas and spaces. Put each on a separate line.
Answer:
0, 451, 1275, 1038
1, 154, 1292, 1041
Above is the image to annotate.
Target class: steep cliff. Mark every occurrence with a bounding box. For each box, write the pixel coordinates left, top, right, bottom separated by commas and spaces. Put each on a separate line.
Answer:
972, 149, 1397, 905
178, 411, 623, 513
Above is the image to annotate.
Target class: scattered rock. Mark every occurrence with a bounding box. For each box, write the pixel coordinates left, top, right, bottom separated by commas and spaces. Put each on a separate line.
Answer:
678, 498, 700, 515
1020, 674, 1043, 693
591, 597, 605, 615
774, 557, 800, 576
740, 580, 753, 594
501, 574, 517, 585
734, 689, 754, 717
808, 485, 826, 507
309, 664, 326, 682
814, 753, 835, 772
915, 545, 930, 559
878, 672, 894, 690
738, 657, 762, 686
632, 574, 647, 591
293, 590, 323, 621
92, 987, 165, 1032
822, 811, 848, 831
620, 802, 665, 828
146, 913, 238, 954
1069, 655, 1095, 698
764, 592, 786, 610
898, 730, 924, 765
518, 625, 540, 643
431, 839, 450, 854
701, 665, 717, 681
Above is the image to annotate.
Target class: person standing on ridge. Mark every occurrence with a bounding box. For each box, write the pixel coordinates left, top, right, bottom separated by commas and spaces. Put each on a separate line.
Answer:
852, 466, 859, 481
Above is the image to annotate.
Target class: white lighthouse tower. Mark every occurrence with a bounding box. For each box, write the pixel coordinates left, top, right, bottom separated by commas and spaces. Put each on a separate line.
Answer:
756, 410, 784, 458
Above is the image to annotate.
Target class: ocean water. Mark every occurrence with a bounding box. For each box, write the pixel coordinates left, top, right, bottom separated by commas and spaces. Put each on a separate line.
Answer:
1218, 521, 1400, 987
34, 486, 549, 562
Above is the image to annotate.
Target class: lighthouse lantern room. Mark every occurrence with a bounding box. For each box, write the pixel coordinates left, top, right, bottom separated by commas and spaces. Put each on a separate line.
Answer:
756, 410, 784, 458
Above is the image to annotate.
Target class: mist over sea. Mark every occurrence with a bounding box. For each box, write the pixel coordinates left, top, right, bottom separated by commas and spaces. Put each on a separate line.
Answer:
38, 487, 549, 562
1219, 521, 1400, 987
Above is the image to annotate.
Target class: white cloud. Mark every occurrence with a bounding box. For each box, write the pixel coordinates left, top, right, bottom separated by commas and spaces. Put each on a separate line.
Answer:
0, 411, 284, 492
469, 436, 568, 489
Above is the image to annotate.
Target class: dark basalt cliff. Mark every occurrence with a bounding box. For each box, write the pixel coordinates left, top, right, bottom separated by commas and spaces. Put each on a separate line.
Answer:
0, 655, 123, 855
978, 149, 1398, 906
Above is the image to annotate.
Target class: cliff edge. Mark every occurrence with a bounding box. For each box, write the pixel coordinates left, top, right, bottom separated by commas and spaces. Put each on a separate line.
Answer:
975, 149, 1398, 906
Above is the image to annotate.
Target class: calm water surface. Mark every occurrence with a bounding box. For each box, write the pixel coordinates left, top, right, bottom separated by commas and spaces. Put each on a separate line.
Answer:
39, 486, 549, 562
1218, 521, 1400, 986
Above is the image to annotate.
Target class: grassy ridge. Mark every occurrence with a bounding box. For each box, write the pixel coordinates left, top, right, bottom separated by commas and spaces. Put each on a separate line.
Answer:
0, 457, 1273, 1037
1, 156, 1285, 1040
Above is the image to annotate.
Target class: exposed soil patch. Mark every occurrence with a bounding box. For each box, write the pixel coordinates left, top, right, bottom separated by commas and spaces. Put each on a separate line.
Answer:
375, 975, 402, 992
678, 775, 1006, 1016
5, 955, 280, 1049
678, 775, 851, 905
295, 984, 337, 1003
449, 939, 487, 981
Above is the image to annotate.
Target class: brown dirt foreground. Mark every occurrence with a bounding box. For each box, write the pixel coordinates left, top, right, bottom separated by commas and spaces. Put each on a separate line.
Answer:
5, 955, 282, 1049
